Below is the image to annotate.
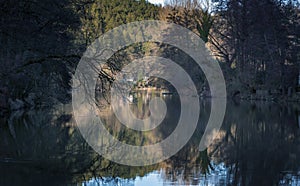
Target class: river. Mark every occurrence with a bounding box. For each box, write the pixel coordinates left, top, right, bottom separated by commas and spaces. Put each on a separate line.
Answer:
0, 93, 300, 185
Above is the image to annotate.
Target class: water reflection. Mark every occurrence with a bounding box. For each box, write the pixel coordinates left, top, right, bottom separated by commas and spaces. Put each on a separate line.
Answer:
0, 96, 300, 185
209, 101, 300, 185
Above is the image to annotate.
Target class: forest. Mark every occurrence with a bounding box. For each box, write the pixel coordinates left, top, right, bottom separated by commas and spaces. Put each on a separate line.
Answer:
0, 1, 300, 185
0, 0, 299, 111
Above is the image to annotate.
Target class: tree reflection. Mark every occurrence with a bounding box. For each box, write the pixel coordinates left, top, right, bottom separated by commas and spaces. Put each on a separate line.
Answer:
209, 102, 300, 185
0, 99, 300, 185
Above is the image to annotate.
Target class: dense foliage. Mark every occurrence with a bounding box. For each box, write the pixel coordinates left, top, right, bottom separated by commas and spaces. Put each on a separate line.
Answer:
210, 0, 300, 96
0, 0, 299, 110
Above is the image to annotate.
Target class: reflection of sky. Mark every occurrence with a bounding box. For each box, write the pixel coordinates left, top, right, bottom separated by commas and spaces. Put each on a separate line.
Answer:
134, 171, 163, 186
148, 0, 164, 6
82, 164, 229, 186
82, 162, 300, 185
82, 171, 164, 186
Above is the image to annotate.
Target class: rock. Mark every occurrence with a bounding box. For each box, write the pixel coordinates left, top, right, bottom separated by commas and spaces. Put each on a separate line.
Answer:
8, 98, 25, 110
7, 110, 24, 140
232, 91, 241, 98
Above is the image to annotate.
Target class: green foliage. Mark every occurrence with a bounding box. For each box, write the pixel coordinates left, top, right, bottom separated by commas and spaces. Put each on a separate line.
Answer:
195, 9, 214, 43
78, 0, 160, 45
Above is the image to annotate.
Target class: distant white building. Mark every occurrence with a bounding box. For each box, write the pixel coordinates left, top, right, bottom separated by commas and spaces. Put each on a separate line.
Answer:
126, 78, 135, 82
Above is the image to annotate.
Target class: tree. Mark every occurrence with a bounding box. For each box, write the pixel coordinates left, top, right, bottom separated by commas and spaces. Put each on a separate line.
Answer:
210, 0, 300, 94
0, 0, 81, 107
78, 0, 160, 46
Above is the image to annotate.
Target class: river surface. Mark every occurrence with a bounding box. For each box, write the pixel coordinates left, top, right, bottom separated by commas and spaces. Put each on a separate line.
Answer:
1, 93, 300, 186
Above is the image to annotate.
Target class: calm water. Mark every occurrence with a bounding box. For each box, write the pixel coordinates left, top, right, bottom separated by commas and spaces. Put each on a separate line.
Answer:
1, 93, 300, 186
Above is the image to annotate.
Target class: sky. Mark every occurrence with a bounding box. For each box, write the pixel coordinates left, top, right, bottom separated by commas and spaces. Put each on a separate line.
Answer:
148, 0, 165, 6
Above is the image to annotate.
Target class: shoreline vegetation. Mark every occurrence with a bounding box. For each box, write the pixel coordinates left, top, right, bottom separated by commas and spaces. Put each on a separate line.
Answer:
132, 87, 300, 103
2, 86, 300, 115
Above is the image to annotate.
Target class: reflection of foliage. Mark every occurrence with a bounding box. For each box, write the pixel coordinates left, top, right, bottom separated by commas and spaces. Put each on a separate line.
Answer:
0, 107, 160, 185
209, 102, 300, 185
197, 149, 214, 175
2, 100, 300, 185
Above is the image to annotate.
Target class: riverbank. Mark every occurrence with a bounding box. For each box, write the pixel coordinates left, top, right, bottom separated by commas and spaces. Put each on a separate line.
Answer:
233, 91, 300, 104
